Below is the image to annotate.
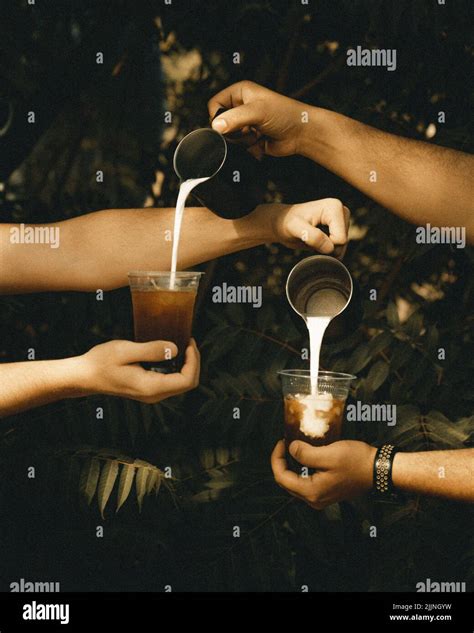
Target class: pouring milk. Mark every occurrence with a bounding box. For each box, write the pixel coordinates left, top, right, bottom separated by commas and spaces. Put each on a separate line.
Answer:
169, 177, 210, 289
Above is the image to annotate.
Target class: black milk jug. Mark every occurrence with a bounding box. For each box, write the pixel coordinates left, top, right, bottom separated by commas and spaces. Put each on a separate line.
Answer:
173, 109, 266, 219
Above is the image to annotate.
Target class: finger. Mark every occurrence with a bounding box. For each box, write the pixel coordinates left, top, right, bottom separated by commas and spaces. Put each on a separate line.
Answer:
270, 441, 306, 499
332, 244, 345, 259
271, 440, 315, 496
335, 205, 351, 259
120, 340, 178, 364
247, 140, 265, 159
208, 82, 248, 119
211, 102, 265, 136
319, 199, 349, 246
271, 440, 291, 479
143, 371, 194, 400
343, 205, 351, 231
289, 440, 332, 469
291, 217, 334, 254
154, 340, 200, 393
333, 206, 350, 257
271, 439, 286, 460
225, 130, 260, 146
182, 338, 200, 383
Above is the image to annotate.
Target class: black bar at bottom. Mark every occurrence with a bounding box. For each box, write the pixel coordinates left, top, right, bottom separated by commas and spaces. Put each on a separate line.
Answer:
0, 592, 471, 633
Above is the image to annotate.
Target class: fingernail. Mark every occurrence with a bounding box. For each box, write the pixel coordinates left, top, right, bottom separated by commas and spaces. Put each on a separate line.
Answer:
212, 118, 228, 132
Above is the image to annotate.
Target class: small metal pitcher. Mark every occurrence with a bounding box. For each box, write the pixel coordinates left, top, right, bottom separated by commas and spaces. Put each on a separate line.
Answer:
173, 111, 266, 219
286, 255, 362, 340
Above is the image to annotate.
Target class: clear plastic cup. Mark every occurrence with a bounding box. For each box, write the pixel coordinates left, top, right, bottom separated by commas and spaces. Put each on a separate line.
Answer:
278, 370, 355, 447
128, 271, 203, 372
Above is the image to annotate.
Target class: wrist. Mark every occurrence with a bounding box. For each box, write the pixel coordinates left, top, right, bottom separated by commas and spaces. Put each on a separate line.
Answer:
58, 355, 95, 399
298, 106, 335, 160
391, 451, 409, 491
235, 203, 278, 244
364, 445, 378, 489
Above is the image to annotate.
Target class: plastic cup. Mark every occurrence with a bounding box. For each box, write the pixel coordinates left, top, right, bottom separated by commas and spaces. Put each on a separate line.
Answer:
128, 271, 203, 373
278, 370, 355, 447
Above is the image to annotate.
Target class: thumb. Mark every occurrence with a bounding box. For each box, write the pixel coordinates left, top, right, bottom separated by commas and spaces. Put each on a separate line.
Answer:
121, 340, 178, 364
212, 102, 265, 135
289, 441, 330, 468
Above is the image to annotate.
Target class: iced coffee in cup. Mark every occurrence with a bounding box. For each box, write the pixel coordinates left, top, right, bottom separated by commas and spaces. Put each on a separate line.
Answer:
278, 370, 355, 447
128, 271, 203, 373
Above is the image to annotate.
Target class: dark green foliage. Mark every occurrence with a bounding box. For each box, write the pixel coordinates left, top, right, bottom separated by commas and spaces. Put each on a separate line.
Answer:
0, 1, 472, 592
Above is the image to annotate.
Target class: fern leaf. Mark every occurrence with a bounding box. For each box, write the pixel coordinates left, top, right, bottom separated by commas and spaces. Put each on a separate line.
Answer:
366, 360, 390, 391
192, 489, 222, 503
215, 447, 230, 466
116, 464, 136, 513
200, 448, 215, 469
154, 474, 162, 497
136, 467, 150, 513
79, 458, 101, 506
97, 460, 119, 519
146, 469, 161, 495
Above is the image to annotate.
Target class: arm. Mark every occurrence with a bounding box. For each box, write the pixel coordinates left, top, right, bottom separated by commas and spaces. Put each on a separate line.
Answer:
392, 448, 473, 502
210, 81, 474, 240
271, 440, 474, 507
0, 340, 200, 417
0, 200, 349, 294
300, 107, 474, 234
0, 357, 82, 417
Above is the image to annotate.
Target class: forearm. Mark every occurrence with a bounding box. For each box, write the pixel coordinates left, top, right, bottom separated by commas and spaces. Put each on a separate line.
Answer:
0, 205, 274, 293
302, 107, 474, 239
392, 449, 474, 503
0, 358, 86, 417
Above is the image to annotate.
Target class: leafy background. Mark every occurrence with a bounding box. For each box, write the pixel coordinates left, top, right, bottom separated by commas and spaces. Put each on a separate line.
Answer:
0, 0, 472, 591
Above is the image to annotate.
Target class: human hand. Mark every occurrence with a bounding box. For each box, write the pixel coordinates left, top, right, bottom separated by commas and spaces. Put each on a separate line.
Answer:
74, 338, 200, 403
271, 439, 377, 509
208, 80, 310, 157
253, 198, 350, 256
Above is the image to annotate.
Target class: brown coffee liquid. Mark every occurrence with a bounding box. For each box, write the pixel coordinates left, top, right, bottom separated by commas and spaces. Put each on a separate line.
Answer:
284, 394, 345, 447
131, 288, 197, 369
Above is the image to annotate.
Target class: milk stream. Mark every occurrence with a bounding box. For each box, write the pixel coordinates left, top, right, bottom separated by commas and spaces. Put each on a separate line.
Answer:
307, 316, 331, 394
170, 177, 210, 289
